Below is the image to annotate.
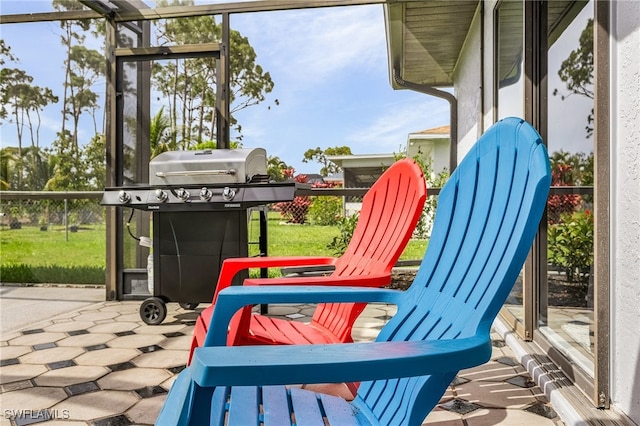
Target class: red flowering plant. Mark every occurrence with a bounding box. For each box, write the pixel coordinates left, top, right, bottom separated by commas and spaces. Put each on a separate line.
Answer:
272, 172, 310, 224
547, 163, 583, 224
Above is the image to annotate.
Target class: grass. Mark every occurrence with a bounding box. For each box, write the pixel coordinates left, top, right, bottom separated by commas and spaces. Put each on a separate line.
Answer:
248, 213, 427, 260
0, 224, 106, 284
0, 214, 427, 284
0, 224, 106, 267
249, 216, 339, 258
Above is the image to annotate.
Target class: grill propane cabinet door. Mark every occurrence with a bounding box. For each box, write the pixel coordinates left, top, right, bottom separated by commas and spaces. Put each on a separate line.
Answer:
154, 210, 249, 303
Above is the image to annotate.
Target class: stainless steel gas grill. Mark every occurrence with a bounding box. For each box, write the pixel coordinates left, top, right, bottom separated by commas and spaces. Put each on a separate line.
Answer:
101, 148, 299, 325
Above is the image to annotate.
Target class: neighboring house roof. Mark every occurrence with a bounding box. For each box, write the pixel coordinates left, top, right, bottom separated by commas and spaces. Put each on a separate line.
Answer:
409, 125, 451, 138
414, 125, 450, 135
302, 173, 325, 184
326, 153, 396, 169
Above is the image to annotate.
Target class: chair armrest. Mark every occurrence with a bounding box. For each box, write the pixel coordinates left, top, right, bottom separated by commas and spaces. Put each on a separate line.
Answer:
242, 273, 391, 288
204, 286, 404, 346
191, 333, 492, 387
213, 256, 337, 303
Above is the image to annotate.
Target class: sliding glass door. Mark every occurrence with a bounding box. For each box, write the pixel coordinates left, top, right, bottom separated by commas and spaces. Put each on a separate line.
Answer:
495, 0, 607, 407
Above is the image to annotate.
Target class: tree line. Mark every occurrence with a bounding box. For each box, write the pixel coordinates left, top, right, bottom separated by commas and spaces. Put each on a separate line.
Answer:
1, 0, 275, 191
2, 3, 595, 193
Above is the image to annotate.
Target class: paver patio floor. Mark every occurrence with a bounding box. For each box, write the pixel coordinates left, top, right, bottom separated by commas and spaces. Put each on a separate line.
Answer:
0, 297, 563, 425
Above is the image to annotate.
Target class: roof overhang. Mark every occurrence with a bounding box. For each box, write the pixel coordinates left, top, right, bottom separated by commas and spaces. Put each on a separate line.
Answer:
384, 1, 480, 89
385, 1, 588, 91
327, 153, 396, 169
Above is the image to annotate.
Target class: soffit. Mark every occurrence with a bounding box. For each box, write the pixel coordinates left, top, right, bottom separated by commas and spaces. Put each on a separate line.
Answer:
386, 1, 588, 90
385, 1, 479, 88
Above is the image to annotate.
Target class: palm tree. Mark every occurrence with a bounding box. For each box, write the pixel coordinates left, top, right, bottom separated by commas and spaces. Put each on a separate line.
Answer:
0, 148, 17, 190
150, 106, 176, 158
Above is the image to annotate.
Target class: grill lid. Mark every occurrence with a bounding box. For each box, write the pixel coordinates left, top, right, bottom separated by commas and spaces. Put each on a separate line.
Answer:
149, 148, 267, 185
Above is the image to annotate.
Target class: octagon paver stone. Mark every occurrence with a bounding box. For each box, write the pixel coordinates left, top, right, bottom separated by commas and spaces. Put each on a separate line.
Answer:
44, 321, 97, 333
19, 347, 84, 365
132, 349, 187, 369
126, 394, 165, 425
34, 365, 109, 387
1, 386, 68, 411
107, 334, 164, 349
88, 322, 138, 334
0, 364, 48, 384
71, 311, 118, 322
8, 332, 67, 346
0, 345, 31, 360
135, 324, 187, 335
74, 348, 140, 367
97, 367, 171, 390
51, 390, 138, 421
56, 333, 115, 348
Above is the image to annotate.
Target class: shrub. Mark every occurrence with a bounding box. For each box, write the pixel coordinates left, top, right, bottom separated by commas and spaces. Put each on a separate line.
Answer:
548, 209, 594, 283
308, 196, 342, 226
327, 212, 359, 255
547, 163, 583, 224
272, 196, 311, 224
272, 173, 312, 224
273, 173, 336, 224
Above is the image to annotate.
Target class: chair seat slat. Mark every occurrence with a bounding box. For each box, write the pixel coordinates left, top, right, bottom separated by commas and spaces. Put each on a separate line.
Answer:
262, 385, 292, 426
318, 392, 360, 425
290, 387, 325, 426
210, 387, 230, 426
227, 386, 259, 425
250, 315, 338, 345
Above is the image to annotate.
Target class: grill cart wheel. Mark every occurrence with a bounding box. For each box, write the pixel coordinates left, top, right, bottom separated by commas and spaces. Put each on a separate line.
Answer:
179, 302, 200, 310
140, 297, 167, 325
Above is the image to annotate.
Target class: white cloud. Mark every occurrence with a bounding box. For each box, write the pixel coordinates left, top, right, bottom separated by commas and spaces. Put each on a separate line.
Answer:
347, 98, 450, 151
234, 5, 386, 84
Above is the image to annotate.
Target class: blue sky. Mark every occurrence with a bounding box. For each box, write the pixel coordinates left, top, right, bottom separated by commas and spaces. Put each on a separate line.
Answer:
0, 1, 450, 175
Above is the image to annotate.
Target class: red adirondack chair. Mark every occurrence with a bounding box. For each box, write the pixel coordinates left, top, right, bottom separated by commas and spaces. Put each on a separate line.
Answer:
187, 158, 427, 365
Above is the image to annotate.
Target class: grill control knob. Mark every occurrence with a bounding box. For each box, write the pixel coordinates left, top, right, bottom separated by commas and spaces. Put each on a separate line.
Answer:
118, 190, 131, 204
222, 187, 236, 201
199, 187, 212, 201
176, 188, 190, 202
154, 189, 168, 202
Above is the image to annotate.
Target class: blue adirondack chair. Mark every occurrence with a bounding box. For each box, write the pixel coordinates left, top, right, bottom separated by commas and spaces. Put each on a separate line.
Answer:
156, 117, 552, 426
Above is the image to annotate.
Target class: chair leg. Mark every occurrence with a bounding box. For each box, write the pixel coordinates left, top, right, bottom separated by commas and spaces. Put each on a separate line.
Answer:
188, 316, 208, 365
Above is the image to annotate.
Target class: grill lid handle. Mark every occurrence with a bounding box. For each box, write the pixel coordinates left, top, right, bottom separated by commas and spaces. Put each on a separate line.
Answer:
154, 169, 237, 178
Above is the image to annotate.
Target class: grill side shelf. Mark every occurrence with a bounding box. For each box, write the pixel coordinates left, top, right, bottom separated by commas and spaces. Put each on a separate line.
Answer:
100, 182, 304, 211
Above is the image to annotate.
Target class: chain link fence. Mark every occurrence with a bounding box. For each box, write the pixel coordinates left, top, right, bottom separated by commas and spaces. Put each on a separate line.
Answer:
1, 192, 104, 234
1, 192, 106, 284
1, 190, 431, 285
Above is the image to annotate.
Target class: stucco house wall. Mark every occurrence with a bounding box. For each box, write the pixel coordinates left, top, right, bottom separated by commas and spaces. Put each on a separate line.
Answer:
611, 1, 640, 422
453, 1, 484, 159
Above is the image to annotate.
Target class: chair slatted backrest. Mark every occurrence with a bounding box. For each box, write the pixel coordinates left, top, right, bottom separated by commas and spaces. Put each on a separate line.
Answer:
311, 159, 427, 342
353, 118, 551, 425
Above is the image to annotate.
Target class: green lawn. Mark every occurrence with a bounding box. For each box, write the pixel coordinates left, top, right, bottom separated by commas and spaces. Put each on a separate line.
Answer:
0, 224, 106, 267
248, 214, 427, 260
0, 224, 107, 284
0, 215, 426, 284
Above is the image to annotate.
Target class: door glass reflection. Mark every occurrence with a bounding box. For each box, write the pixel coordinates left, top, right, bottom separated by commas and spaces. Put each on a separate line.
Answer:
539, 1, 595, 376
